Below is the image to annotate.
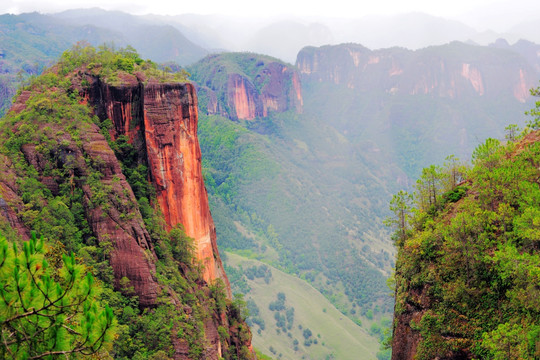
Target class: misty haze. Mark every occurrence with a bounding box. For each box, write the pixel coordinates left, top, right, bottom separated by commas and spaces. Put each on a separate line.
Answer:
0, 2, 538, 360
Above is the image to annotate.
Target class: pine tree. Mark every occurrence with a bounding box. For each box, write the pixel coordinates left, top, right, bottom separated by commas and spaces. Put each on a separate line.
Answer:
0, 232, 115, 359
384, 190, 413, 245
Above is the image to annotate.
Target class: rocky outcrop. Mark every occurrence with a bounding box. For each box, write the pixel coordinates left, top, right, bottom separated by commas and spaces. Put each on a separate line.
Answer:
77, 124, 159, 307
0, 155, 29, 239
391, 287, 427, 360
84, 75, 230, 292
391, 131, 540, 359
189, 53, 303, 121
296, 42, 537, 102
5, 88, 160, 306
228, 74, 258, 120
142, 82, 230, 287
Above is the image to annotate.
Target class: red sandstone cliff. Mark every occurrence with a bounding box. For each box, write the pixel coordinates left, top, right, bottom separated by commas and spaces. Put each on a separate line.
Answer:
226, 62, 303, 120
143, 82, 230, 288
2, 91, 160, 307
85, 75, 230, 294
296, 43, 537, 102
2, 76, 232, 304
391, 287, 427, 360
0, 48, 253, 359
189, 53, 303, 121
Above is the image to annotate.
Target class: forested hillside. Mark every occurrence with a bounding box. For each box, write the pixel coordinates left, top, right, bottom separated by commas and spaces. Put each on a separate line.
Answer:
188, 45, 540, 359
2, 10, 540, 358
390, 112, 540, 358
189, 53, 396, 357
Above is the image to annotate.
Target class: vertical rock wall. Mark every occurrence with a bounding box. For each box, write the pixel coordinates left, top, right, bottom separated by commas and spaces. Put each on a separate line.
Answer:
87, 76, 230, 294
296, 43, 537, 101
189, 54, 303, 121
142, 82, 230, 290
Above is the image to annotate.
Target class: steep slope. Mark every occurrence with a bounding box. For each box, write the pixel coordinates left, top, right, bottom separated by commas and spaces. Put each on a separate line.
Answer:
0, 45, 253, 359
297, 42, 538, 178
225, 252, 381, 360
83, 73, 229, 289
391, 130, 540, 359
297, 42, 536, 101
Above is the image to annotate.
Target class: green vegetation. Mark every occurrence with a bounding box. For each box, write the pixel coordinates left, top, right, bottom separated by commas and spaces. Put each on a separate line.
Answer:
0, 232, 115, 359
55, 42, 189, 85
226, 252, 381, 360
192, 52, 396, 354
0, 44, 251, 359
0, 11, 206, 116
391, 123, 540, 358
197, 110, 393, 309
526, 85, 540, 130
199, 110, 394, 323
267, 292, 296, 336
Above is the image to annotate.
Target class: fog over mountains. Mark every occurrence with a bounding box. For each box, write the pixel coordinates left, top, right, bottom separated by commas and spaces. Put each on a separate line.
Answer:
2, 6, 538, 64
138, 10, 540, 63
1, 5, 539, 359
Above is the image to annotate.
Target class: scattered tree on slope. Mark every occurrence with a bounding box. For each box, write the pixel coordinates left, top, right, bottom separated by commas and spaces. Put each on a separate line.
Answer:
390, 114, 540, 359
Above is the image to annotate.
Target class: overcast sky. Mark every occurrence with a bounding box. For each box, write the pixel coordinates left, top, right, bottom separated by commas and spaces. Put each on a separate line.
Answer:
1, 0, 539, 30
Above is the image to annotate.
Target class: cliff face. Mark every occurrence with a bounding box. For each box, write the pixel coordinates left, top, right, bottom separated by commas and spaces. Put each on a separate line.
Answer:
0, 154, 29, 240
85, 76, 229, 290
68, 121, 160, 307
143, 83, 229, 286
390, 286, 428, 360
188, 53, 303, 121
296, 43, 537, 102
0, 48, 253, 358
295, 41, 540, 181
